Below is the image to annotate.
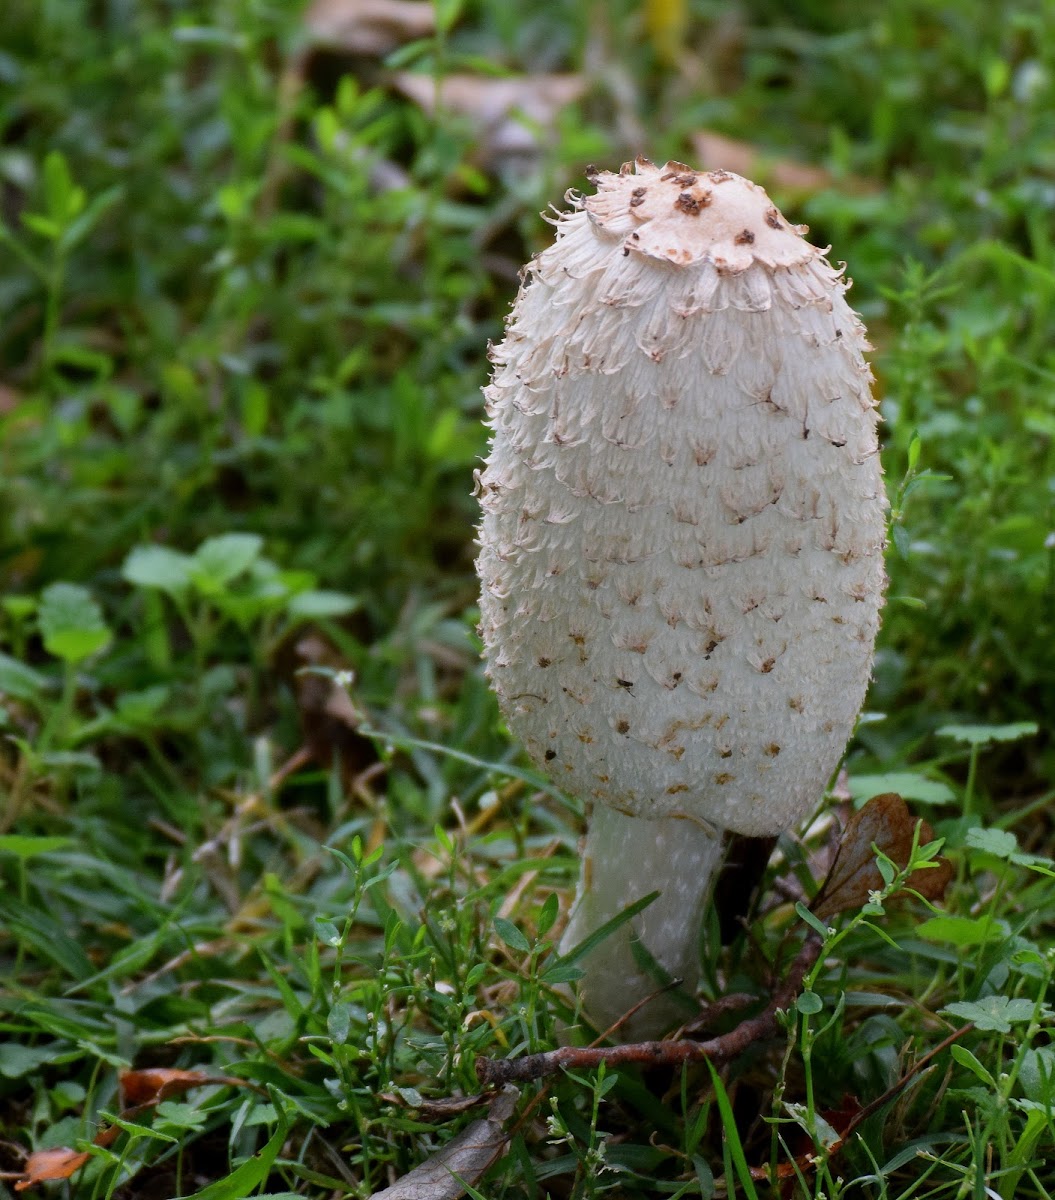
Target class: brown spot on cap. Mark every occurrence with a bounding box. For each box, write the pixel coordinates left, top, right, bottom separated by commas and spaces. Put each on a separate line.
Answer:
708, 169, 734, 183
715, 772, 735, 785
765, 206, 783, 229
734, 229, 756, 245
674, 190, 712, 216
665, 783, 690, 795
764, 743, 781, 757
544, 748, 556, 761
616, 718, 630, 734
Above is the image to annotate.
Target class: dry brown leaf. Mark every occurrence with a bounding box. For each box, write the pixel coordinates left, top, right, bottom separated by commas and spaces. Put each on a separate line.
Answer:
13, 1067, 253, 1191
810, 793, 953, 921
692, 130, 879, 197
120, 1066, 252, 1106
393, 73, 586, 160
380, 1091, 491, 1120
368, 1086, 519, 1200
15, 1148, 91, 1190
287, 633, 377, 787
0, 383, 21, 415
303, 0, 435, 55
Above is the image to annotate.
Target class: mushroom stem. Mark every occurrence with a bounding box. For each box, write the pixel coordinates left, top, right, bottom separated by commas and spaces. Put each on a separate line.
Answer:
559, 805, 726, 1038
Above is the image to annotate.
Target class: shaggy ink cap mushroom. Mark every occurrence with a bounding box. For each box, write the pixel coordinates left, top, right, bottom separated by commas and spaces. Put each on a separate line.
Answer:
476, 159, 887, 1037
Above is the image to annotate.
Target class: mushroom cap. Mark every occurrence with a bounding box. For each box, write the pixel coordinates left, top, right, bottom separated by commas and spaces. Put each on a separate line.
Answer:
581, 158, 816, 271
476, 160, 886, 837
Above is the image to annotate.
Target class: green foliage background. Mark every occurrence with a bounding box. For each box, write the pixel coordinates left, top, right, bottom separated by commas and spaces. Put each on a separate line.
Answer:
2, 1, 1055, 1197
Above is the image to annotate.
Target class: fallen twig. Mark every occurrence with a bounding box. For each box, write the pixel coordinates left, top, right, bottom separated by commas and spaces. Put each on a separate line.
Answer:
476, 931, 823, 1087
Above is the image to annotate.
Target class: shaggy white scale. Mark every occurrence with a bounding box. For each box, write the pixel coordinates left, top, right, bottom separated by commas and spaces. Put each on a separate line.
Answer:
476, 159, 887, 1036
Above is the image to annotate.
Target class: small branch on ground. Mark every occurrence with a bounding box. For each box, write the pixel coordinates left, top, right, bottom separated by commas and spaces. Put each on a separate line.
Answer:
476, 931, 822, 1088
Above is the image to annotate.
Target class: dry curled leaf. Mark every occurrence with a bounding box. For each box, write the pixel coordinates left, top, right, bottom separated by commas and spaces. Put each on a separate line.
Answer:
13, 1067, 253, 1191
303, 0, 435, 55
692, 130, 879, 197
290, 634, 376, 786
381, 1092, 492, 1121
810, 793, 953, 921
393, 73, 586, 161
0, 383, 21, 415
368, 1086, 519, 1200
119, 1066, 246, 1106
15, 1148, 91, 1191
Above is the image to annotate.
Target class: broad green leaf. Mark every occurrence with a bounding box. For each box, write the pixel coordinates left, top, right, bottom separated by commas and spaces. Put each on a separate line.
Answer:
937, 722, 1038, 746
37, 750, 101, 774
1020, 1047, 1055, 1104
917, 915, 1006, 946
848, 772, 955, 806
43, 150, 84, 223
115, 685, 170, 727
464, 963, 488, 990
966, 827, 1019, 859
286, 590, 359, 619
951, 1044, 996, 1087
796, 901, 831, 938
327, 1003, 351, 1045
156, 1101, 208, 1132
191, 533, 263, 592
907, 431, 922, 472
0, 651, 47, 700
38, 582, 111, 663
966, 827, 1055, 874
540, 962, 584, 985
2, 596, 36, 620
0, 1042, 67, 1079
313, 918, 341, 947
784, 1100, 842, 1152
123, 545, 193, 595
493, 917, 531, 953
537, 892, 559, 938
942, 995, 1040, 1033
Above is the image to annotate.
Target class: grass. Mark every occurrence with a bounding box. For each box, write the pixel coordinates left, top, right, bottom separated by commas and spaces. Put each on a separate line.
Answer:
2, 0, 1055, 1196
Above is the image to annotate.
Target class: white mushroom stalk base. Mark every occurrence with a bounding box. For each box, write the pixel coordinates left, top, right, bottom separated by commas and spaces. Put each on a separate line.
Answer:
559, 804, 726, 1038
